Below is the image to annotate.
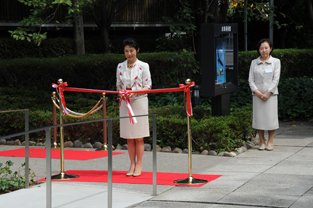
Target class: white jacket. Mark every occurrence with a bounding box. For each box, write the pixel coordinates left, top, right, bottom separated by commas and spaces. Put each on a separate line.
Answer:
116, 59, 152, 99
248, 56, 281, 95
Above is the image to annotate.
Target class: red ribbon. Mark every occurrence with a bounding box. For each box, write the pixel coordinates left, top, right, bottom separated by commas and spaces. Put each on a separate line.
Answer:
118, 90, 137, 124
179, 82, 195, 116
52, 82, 69, 115
52, 82, 195, 121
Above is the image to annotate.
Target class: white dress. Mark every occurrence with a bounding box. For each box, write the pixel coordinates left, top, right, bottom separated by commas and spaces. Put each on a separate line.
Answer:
248, 56, 281, 130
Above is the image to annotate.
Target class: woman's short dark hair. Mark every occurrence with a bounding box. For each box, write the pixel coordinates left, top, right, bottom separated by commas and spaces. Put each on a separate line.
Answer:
123, 38, 140, 50
257, 38, 273, 55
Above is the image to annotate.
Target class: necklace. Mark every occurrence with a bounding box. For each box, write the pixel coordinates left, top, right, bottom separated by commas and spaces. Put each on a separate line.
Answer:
128, 59, 136, 68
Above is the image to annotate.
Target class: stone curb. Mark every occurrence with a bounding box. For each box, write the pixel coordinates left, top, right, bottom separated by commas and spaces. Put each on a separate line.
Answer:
1, 135, 260, 157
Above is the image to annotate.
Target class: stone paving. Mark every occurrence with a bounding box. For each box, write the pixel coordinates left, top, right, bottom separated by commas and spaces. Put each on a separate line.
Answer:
0, 121, 312, 208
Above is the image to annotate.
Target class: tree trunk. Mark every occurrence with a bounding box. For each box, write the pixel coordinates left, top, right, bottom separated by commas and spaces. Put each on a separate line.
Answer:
308, 0, 313, 27
90, 0, 131, 53
100, 0, 111, 53
73, 0, 85, 55
100, 25, 111, 53
194, 0, 205, 61
278, 30, 287, 49
219, 0, 229, 23
276, 0, 296, 48
209, 0, 219, 23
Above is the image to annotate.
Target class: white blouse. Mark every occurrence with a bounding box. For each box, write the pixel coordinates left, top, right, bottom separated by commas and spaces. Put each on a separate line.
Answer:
126, 67, 132, 89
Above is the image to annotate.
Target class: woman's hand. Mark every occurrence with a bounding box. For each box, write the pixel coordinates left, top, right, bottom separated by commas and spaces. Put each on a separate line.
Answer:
254, 90, 271, 102
254, 90, 264, 100
116, 86, 122, 97
128, 91, 136, 98
130, 87, 149, 97
262, 91, 271, 101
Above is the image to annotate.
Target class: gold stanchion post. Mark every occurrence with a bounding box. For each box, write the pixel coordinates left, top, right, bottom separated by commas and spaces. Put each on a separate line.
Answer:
51, 92, 59, 149
174, 79, 208, 185
97, 93, 108, 151
51, 79, 79, 180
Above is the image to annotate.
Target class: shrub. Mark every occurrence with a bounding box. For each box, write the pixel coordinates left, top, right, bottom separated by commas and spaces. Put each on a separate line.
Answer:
238, 49, 313, 80
230, 77, 313, 120
1, 77, 312, 152
0, 102, 253, 153
278, 77, 313, 119
1, 49, 313, 92
0, 160, 37, 194
192, 105, 254, 153
0, 52, 198, 91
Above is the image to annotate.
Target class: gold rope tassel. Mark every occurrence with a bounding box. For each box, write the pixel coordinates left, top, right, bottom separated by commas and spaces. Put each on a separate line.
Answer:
51, 98, 103, 119
52, 98, 61, 110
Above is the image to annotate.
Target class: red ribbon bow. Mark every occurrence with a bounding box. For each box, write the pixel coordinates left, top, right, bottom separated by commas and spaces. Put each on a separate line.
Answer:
118, 90, 137, 124
179, 81, 195, 116
52, 82, 69, 115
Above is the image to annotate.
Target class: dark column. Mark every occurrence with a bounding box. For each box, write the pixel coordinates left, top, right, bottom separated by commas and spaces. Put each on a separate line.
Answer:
211, 93, 231, 116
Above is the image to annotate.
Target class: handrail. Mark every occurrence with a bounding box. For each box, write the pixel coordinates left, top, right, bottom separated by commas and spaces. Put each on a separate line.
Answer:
0, 109, 29, 188
0, 114, 157, 208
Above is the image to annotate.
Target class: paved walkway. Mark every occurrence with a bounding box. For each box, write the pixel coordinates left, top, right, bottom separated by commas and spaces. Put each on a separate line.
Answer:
0, 121, 313, 208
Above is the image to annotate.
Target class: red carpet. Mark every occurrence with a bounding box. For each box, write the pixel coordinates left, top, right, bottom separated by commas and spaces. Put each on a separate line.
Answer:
0, 148, 124, 160
38, 170, 222, 187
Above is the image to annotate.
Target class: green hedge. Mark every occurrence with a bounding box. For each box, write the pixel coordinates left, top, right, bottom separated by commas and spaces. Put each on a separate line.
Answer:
2, 77, 312, 151
0, 52, 198, 91
230, 77, 313, 120
0, 104, 253, 153
1, 77, 312, 121
277, 77, 313, 119
1, 50, 312, 93
238, 49, 313, 79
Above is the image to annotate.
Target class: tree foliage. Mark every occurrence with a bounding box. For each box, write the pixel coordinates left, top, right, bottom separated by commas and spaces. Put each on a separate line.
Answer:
9, 0, 134, 53
8, 0, 89, 46
229, 0, 303, 30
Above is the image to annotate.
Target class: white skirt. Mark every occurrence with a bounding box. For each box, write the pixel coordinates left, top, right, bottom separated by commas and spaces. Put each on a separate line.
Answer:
119, 96, 150, 139
252, 95, 279, 130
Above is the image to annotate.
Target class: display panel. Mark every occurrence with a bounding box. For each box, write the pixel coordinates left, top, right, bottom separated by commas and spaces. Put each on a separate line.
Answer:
215, 34, 235, 90
216, 36, 226, 85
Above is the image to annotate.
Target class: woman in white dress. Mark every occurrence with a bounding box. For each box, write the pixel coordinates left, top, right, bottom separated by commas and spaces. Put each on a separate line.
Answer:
248, 38, 281, 151
116, 38, 152, 176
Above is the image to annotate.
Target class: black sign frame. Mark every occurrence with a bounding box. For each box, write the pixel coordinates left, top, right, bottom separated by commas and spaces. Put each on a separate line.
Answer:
201, 23, 239, 97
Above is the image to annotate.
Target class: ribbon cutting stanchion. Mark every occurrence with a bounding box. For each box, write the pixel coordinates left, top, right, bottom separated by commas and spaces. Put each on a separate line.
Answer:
173, 79, 208, 185
51, 79, 79, 180
96, 93, 109, 151
51, 78, 207, 184
51, 92, 59, 149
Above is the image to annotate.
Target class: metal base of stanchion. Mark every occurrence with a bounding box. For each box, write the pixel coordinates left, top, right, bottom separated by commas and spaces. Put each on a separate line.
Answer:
51, 172, 79, 180
51, 142, 60, 149
96, 144, 115, 151
174, 176, 208, 185
96, 143, 108, 151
